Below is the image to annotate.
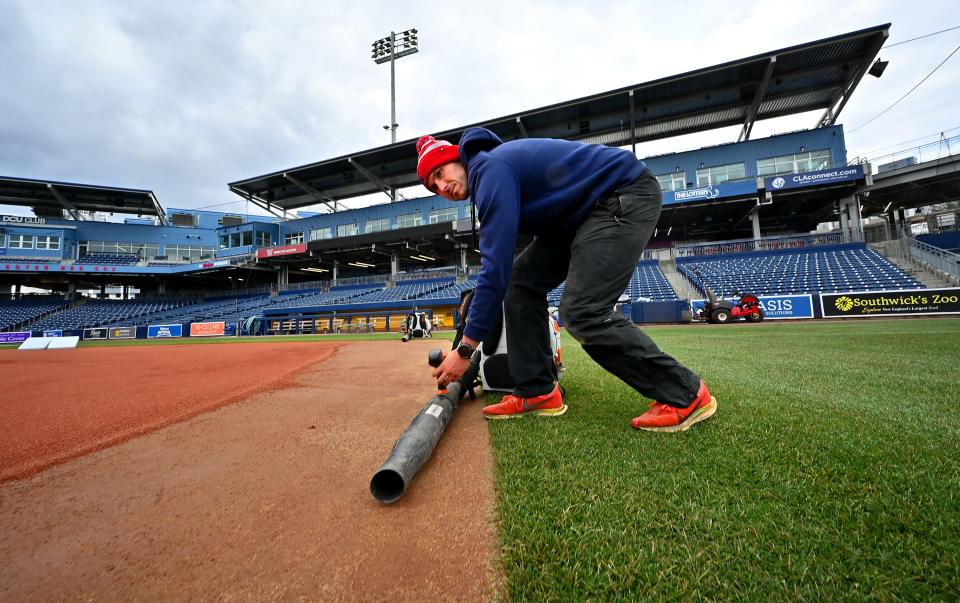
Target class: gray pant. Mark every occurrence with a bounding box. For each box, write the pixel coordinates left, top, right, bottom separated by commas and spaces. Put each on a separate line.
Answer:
503, 170, 701, 407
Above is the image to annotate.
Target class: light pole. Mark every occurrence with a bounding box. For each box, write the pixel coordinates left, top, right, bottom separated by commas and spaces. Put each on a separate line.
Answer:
371, 28, 419, 145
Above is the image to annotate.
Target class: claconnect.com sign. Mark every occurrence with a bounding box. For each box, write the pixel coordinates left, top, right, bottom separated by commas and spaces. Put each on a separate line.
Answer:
821, 288, 960, 318
765, 165, 864, 191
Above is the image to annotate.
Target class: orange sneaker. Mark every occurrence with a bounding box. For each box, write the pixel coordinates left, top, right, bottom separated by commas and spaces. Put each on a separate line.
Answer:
482, 385, 567, 419
631, 381, 717, 432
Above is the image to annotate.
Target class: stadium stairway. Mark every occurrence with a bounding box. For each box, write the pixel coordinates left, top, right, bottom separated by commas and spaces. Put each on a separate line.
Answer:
871, 240, 958, 288
659, 258, 699, 299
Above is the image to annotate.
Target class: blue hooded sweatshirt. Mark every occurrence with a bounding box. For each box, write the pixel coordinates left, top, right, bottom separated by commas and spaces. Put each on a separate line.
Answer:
458, 127, 647, 342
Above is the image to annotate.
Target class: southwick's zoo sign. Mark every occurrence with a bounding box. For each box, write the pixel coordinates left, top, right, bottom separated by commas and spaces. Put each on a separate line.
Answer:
821, 288, 960, 318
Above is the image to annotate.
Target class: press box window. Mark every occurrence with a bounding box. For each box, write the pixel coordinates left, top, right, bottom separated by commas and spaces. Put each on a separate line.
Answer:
35, 235, 60, 250
0, 234, 6, 247
170, 213, 197, 227
256, 232, 272, 246
365, 218, 390, 233
656, 172, 686, 192
429, 207, 458, 224
337, 223, 359, 237
284, 232, 304, 245
8, 234, 34, 249
308, 227, 331, 241
396, 213, 422, 229
757, 149, 832, 177
696, 163, 745, 187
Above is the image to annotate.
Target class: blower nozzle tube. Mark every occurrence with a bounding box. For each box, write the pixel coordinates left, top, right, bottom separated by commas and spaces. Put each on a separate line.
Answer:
370, 352, 480, 503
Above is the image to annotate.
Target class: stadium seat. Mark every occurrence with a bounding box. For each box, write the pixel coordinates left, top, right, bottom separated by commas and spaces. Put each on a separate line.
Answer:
676, 243, 923, 297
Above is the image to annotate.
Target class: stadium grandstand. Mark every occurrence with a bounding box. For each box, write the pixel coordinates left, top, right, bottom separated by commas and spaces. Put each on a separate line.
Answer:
2, 23, 959, 340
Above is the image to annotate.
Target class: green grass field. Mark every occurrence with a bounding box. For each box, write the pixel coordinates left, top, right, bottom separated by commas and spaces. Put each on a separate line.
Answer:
4, 319, 958, 600
486, 319, 960, 601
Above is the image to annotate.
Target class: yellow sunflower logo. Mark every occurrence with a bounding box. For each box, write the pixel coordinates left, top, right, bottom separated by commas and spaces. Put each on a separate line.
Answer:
835, 296, 854, 312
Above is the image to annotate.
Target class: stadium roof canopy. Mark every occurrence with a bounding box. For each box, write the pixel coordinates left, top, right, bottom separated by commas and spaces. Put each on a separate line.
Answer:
0, 176, 169, 225
229, 24, 890, 213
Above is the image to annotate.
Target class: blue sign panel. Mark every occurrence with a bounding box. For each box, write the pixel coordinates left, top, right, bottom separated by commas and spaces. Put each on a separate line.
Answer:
756, 295, 814, 320
663, 179, 758, 206
43, 329, 63, 337
0, 331, 31, 344
765, 165, 864, 191
691, 294, 814, 320
224, 322, 238, 337
147, 324, 183, 338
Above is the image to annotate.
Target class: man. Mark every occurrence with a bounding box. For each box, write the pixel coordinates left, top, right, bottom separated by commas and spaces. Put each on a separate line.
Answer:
418, 128, 716, 432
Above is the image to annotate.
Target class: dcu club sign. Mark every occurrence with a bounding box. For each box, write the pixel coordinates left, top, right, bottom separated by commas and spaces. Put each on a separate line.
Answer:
821, 288, 960, 318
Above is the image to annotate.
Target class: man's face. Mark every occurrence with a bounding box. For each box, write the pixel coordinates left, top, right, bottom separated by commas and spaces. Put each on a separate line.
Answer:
427, 162, 469, 201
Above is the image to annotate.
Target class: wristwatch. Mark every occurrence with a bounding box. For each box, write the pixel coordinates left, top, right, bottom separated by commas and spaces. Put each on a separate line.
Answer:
456, 341, 477, 359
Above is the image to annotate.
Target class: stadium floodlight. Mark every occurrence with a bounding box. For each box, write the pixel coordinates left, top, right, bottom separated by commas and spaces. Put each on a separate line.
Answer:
370, 28, 419, 145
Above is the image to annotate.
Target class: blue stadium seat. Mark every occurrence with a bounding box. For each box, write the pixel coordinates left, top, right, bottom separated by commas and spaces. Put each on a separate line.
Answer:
0, 296, 70, 331
548, 261, 677, 305
676, 243, 923, 297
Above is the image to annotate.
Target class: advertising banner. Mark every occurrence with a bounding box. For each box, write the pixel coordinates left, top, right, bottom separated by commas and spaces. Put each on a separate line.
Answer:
147, 324, 183, 338
756, 294, 815, 320
821, 288, 960, 318
109, 326, 137, 339
257, 244, 307, 259
0, 331, 31, 344
43, 329, 63, 337
190, 321, 226, 337
663, 179, 757, 206
83, 327, 108, 340
691, 294, 815, 320
224, 322, 238, 337
765, 165, 864, 191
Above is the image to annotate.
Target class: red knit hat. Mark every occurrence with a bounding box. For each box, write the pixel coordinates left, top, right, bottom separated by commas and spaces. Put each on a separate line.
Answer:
416, 135, 460, 186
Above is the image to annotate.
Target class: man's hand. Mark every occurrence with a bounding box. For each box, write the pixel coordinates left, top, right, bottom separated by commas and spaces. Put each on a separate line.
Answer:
430, 335, 479, 387
430, 350, 471, 388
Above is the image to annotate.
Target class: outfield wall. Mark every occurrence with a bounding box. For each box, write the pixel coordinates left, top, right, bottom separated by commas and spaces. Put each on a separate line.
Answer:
4, 287, 959, 344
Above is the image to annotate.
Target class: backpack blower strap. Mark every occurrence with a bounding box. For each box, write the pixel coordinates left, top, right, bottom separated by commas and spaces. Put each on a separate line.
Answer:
452, 288, 475, 349
452, 288, 480, 399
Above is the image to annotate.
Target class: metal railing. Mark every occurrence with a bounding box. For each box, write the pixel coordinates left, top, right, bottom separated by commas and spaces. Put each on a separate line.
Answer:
859, 134, 960, 173
201, 285, 272, 299
280, 280, 327, 293
673, 232, 847, 258
395, 268, 457, 282
900, 237, 960, 282
331, 274, 391, 287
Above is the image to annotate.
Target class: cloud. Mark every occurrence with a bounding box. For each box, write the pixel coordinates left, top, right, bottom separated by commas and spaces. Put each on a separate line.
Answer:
1, 0, 958, 215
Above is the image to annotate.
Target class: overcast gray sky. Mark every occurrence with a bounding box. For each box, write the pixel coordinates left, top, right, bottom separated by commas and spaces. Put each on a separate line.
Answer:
1, 0, 958, 216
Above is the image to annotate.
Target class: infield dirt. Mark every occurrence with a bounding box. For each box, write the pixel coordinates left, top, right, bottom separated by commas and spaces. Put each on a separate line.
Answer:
0, 340, 498, 601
